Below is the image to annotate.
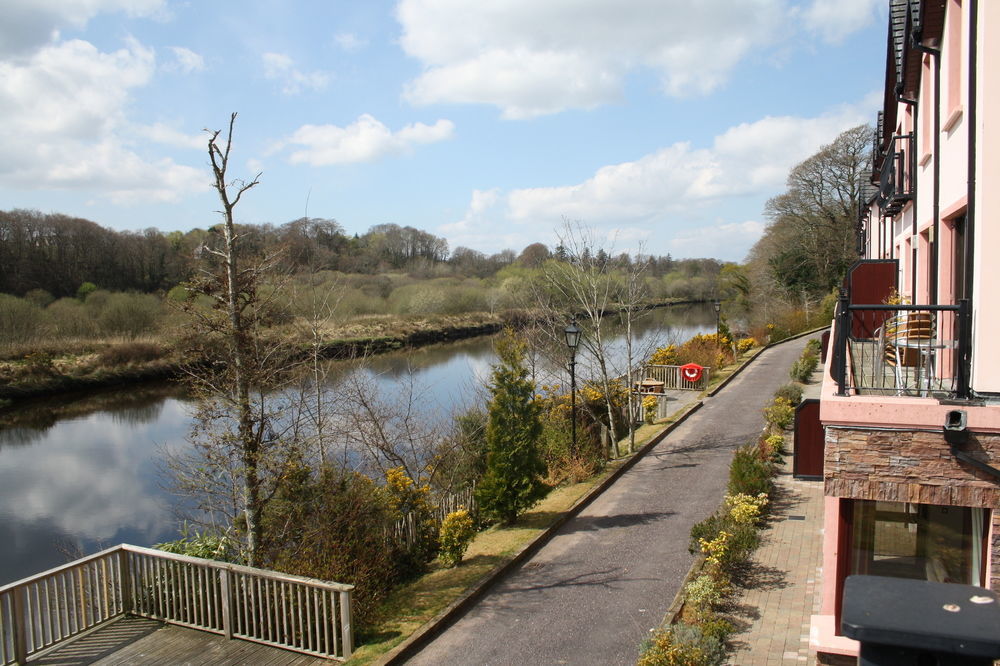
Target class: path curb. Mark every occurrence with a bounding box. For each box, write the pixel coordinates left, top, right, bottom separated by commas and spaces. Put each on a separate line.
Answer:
375, 402, 704, 665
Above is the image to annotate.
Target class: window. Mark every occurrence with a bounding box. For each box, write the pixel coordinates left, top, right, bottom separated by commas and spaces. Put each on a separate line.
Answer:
849, 500, 986, 586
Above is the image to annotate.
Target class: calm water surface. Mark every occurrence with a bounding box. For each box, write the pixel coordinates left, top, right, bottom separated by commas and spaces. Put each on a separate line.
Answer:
0, 304, 715, 584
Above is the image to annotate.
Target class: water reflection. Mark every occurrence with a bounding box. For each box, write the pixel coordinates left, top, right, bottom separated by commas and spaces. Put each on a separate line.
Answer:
0, 397, 192, 583
0, 303, 714, 584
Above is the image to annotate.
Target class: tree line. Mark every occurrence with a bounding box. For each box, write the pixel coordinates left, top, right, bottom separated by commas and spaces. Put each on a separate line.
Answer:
0, 208, 720, 301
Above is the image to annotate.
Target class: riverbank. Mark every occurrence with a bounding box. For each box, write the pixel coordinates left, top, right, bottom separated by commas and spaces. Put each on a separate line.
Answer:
0, 300, 697, 405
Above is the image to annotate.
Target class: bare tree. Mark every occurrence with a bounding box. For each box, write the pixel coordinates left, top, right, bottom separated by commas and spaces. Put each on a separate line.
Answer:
617, 246, 651, 454
540, 221, 623, 456
173, 113, 291, 566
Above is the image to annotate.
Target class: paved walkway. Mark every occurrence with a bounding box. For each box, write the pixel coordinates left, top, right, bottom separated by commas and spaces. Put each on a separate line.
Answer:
405, 337, 817, 666
726, 366, 830, 666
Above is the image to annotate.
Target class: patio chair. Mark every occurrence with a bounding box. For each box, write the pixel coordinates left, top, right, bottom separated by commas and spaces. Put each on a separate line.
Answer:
883, 312, 934, 394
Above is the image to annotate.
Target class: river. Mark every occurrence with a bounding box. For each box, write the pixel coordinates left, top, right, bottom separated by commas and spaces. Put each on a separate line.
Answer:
0, 303, 717, 584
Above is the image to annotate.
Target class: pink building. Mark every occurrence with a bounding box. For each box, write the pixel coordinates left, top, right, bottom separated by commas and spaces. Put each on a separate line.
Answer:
811, 0, 1000, 659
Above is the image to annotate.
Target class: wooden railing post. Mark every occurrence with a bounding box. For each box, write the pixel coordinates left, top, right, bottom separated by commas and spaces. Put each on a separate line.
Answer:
219, 569, 233, 640
339, 589, 353, 658
12, 586, 27, 665
119, 549, 133, 615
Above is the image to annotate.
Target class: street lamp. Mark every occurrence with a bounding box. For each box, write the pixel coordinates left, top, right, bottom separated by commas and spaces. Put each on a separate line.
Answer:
713, 300, 722, 343
564, 317, 581, 457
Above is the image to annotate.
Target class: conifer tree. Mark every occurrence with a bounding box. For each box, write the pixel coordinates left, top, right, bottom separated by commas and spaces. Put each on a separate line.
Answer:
476, 330, 547, 525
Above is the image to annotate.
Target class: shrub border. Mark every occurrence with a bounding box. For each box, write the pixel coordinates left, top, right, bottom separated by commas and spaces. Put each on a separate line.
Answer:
648, 327, 826, 641
374, 400, 705, 665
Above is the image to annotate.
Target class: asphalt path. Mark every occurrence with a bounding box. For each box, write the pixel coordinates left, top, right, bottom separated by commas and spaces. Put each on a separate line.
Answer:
403, 335, 817, 666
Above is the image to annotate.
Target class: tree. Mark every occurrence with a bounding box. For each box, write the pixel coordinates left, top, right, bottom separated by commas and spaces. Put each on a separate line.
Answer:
751, 124, 872, 298
173, 113, 288, 567
540, 222, 623, 451
476, 330, 547, 525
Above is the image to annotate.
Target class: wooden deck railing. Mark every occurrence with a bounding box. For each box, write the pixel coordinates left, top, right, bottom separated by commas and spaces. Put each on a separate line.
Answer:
0, 544, 354, 665
630, 364, 711, 392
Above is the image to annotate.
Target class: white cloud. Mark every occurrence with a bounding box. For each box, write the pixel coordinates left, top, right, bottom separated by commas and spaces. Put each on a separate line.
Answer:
262, 52, 329, 94
135, 122, 206, 150
444, 101, 874, 258
397, 0, 786, 117
165, 45, 204, 73
669, 220, 766, 260
0, 37, 206, 201
440, 187, 500, 234
0, 0, 166, 56
801, 0, 881, 44
507, 104, 871, 225
277, 114, 455, 166
334, 32, 367, 52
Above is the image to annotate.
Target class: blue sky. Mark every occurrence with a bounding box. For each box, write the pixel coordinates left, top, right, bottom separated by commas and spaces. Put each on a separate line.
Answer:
0, 0, 887, 262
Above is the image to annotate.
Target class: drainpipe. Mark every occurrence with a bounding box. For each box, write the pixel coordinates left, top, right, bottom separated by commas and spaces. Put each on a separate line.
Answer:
964, 0, 978, 393
912, 30, 941, 306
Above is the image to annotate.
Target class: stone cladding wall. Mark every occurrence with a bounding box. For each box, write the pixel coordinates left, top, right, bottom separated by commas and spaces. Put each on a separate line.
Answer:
824, 426, 1000, 590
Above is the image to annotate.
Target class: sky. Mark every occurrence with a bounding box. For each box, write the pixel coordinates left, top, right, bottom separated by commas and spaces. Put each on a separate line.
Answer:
0, 0, 889, 263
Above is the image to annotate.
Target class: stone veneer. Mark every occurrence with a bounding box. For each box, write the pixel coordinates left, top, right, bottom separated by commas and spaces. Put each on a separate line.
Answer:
824, 426, 1000, 591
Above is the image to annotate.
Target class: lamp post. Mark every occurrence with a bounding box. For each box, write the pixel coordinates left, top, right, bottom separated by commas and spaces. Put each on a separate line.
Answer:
564, 317, 581, 457
713, 300, 722, 343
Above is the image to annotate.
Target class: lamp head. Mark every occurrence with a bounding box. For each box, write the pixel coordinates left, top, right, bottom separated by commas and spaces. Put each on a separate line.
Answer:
564, 319, 581, 351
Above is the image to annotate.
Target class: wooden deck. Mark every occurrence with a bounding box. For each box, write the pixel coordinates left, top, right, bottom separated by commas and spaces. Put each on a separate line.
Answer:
28, 617, 333, 665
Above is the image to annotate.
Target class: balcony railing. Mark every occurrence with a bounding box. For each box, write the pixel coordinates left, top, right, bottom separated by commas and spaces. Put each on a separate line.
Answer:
831, 296, 971, 399
876, 133, 914, 216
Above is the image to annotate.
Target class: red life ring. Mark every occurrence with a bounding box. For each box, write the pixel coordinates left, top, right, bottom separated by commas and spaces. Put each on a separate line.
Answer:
680, 363, 704, 383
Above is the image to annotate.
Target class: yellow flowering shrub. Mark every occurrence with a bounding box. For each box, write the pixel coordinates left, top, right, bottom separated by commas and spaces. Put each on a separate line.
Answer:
699, 530, 730, 570
649, 344, 678, 365
439, 509, 476, 567
725, 492, 769, 525
642, 395, 658, 423
763, 396, 794, 430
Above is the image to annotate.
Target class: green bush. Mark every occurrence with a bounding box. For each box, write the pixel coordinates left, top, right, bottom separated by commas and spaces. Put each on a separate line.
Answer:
728, 445, 774, 497
24, 289, 54, 307
684, 574, 727, 617
47, 297, 96, 338
763, 397, 795, 430
638, 623, 727, 666
156, 524, 237, 562
689, 511, 760, 573
439, 509, 476, 567
76, 281, 98, 301
98, 292, 161, 338
789, 352, 819, 382
260, 466, 402, 629
773, 383, 803, 405
0, 294, 42, 346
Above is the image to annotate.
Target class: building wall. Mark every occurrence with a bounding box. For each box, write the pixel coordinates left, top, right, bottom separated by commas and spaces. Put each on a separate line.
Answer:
973, 0, 1000, 392
824, 425, 1000, 590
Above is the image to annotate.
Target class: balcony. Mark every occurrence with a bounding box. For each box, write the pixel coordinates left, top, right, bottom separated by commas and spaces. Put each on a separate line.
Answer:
876, 133, 914, 217
830, 298, 971, 400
